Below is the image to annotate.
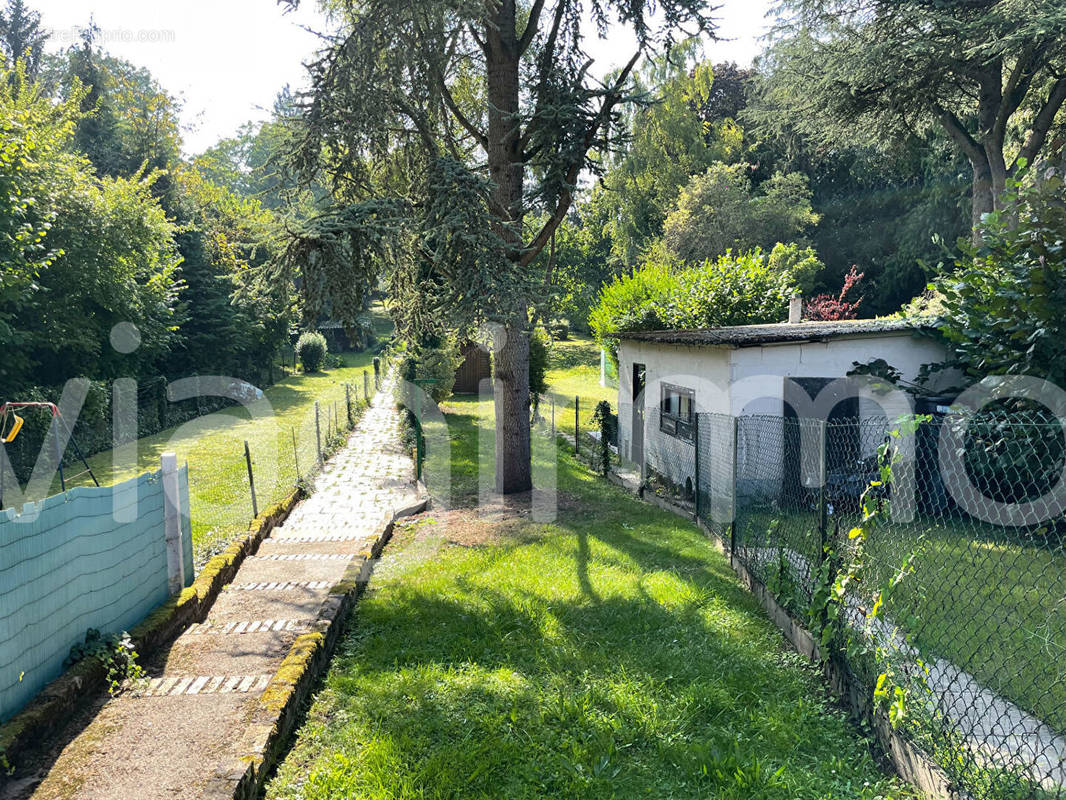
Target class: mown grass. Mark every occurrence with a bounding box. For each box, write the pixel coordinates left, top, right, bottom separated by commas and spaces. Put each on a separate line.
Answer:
544, 334, 616, 434
41, 315, 391, 561
265, 396, 914, 800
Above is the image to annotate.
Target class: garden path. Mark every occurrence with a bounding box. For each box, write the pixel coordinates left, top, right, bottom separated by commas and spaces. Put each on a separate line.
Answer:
6, 381, 419, 800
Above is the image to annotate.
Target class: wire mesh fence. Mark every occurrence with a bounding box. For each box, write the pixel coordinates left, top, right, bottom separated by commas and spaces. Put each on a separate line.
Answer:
682, 410, 1066, 800
188, 375, 378, 566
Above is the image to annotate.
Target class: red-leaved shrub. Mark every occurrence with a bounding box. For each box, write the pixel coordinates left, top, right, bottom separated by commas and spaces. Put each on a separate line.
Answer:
804, 266, 864, 321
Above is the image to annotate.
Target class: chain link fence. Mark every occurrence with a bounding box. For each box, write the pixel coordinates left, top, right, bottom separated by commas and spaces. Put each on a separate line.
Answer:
189, 370, 382, 565
607, 399, 1066, 797
681, 410, 1066, 799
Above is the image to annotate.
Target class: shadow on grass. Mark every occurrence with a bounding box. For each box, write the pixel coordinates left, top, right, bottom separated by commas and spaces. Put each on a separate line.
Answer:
267, 413, 911, 800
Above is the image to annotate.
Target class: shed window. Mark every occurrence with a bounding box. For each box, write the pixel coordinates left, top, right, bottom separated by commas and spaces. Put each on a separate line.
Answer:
660, 383, 695, 442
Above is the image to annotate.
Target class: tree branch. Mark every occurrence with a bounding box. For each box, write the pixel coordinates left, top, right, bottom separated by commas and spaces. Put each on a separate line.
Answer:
439, 76, 489, 149
517, 0, 548, 56
997, 46, 1041, 140
518, 0, 568, 154
935, 106, 986, 167
1014, 76, 1066, 172
520, 50, 642, 268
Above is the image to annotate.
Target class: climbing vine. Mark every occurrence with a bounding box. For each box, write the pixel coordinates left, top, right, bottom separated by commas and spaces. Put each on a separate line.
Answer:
808, 416, 931, 729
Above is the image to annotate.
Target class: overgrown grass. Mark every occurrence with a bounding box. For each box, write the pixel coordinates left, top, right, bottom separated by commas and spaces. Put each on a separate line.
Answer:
739, 507, 1066, 738
266, 397, 914, 800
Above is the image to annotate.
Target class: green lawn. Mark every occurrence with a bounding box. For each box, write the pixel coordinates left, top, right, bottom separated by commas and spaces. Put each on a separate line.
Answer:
56, 350, 382, 562
737, 507, 1066, 738
33, 305, 398, 562
545, 334, 616, 434
265, 396, 914, 800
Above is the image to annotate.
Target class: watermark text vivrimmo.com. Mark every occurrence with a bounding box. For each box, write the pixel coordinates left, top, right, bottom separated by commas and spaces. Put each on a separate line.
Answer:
48, 27, 177, 46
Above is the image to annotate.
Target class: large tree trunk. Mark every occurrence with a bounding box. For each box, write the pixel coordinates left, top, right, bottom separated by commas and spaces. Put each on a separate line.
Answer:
493, 321, 532, 494
485, 0, 533, 494
970, 158, 995, 243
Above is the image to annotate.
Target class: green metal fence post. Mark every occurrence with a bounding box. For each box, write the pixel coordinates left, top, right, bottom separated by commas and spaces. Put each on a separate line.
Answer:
818, 420, 828, 566
315, 401, 323, 465
364, 370, 370, 403
575, 396, 580, 456
729, 416, 738, 564
693, 413, 701, 521
244, 440, 258, 519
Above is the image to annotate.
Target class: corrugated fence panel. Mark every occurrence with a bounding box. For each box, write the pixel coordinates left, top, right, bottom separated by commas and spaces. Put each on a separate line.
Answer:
0, 470, 174, 722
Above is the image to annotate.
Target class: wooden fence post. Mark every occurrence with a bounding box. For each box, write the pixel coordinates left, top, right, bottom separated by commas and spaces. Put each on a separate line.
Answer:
292, 427, 301, 482
161, 453, 185, 596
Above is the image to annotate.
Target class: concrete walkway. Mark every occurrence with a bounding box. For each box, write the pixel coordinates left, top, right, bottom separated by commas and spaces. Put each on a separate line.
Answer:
7, 384, 419, 800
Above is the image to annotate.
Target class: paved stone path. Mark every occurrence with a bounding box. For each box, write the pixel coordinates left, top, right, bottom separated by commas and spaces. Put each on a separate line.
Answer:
8, 384, 419, 800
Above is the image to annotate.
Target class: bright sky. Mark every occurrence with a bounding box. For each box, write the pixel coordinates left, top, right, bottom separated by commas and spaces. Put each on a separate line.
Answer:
39, 0, 774, 156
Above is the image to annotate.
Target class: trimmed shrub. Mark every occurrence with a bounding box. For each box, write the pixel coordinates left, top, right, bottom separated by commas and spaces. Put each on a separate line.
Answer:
591, 248, 798, 363
395, 338, 463, 407
296, 332, 329, 373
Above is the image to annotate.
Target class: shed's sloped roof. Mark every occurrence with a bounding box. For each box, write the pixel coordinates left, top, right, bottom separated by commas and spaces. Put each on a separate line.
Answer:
618, 319, 929, 347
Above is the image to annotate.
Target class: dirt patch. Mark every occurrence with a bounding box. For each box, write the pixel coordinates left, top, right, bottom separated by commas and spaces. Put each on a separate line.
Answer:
386, 491, 583, 551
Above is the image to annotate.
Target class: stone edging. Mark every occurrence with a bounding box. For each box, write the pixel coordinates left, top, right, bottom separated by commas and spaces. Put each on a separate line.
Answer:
214, 495, 429, 800
610, 470, 960, 800
0, 489, 305, 772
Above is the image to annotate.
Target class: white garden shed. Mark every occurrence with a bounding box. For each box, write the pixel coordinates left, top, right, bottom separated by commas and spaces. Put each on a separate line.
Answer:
615, 319, 952, 495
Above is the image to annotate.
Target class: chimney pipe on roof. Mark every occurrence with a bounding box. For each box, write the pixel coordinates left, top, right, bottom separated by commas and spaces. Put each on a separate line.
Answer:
789, 295, 803, 324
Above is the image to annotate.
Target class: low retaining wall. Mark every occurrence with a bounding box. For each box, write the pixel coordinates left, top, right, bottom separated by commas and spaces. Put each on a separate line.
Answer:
211, 496, 428, 800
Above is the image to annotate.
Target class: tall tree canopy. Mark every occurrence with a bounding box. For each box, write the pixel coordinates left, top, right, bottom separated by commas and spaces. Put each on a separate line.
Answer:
0, 0, 47, 78
758, 0, 1066, 236
284, 0, 717, 493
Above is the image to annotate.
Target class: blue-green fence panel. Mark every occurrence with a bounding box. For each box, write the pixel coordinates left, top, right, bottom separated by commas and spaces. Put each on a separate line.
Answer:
0, 469, 185, 722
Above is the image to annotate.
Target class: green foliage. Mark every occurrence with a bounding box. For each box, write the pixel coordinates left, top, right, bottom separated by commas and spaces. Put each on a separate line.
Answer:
396, 337, 462, 406
64, 628, 146, 696
0, 63, 182, 391
0, 63, 69, 385
296, 331, 328, 373
808, 417, 930, 732
766, 242, 824, 295
0, 0, 47, 79
595, 47, 746, 267
264, 396, 915, 800
937, 162, 1066, 384
756, 0, 1066, 234
591, 400, 613, 477
662, 162, 820, 263
590, 248, 798, 360
528, 328, 551, 399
